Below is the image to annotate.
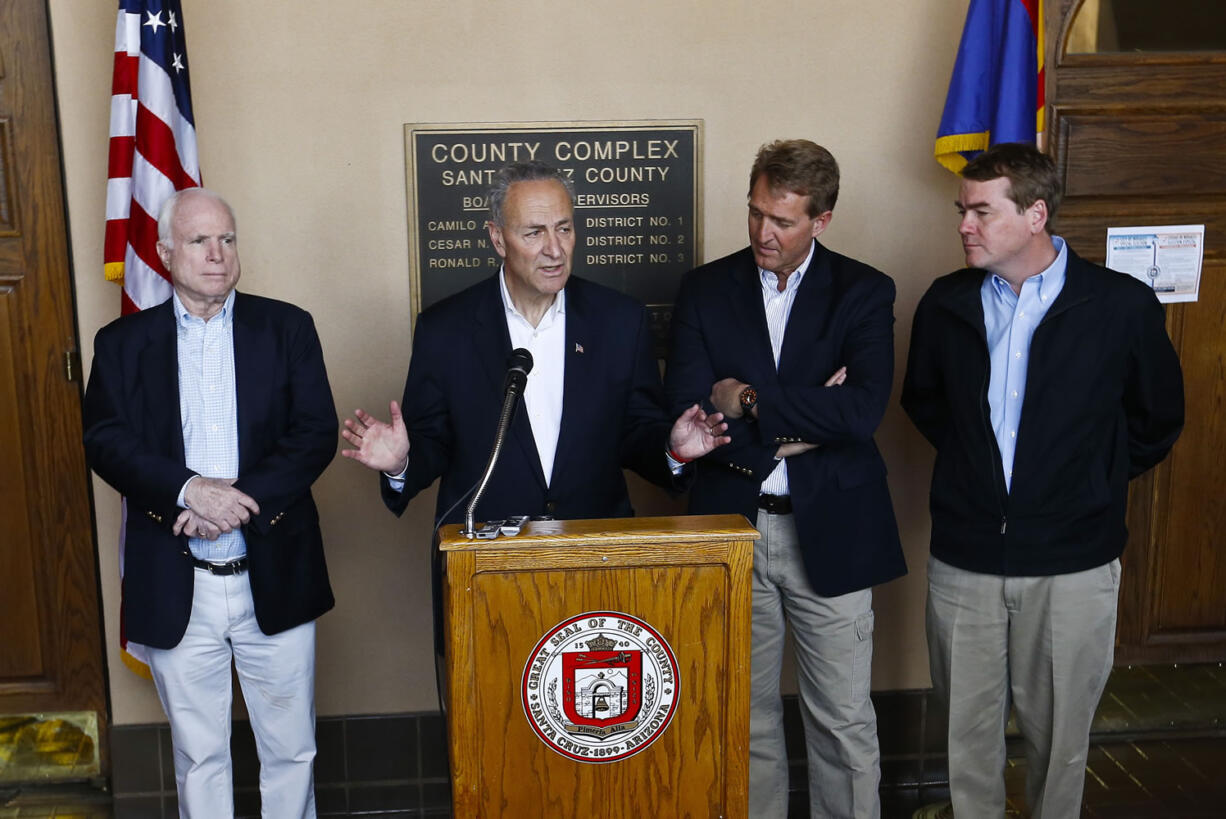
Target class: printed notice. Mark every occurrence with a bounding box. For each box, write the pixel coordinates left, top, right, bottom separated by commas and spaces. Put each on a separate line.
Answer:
1105, 224, 1204, 303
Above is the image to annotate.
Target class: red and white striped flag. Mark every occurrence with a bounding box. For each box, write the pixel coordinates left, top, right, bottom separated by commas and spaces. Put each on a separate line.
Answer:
105, 0, 200, 316
105, 0, 201, 675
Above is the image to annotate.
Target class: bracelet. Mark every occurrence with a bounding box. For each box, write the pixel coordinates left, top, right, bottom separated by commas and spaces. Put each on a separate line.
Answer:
668, 448, 693, 464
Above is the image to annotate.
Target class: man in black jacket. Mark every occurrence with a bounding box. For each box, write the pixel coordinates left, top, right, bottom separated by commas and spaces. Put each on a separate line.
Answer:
668, 140, 905, 819
84, 188, 337, 817
902, 143, 1184, 818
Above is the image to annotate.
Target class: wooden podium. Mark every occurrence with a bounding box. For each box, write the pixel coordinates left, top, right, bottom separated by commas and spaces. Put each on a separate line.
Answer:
437, 514, 758, 818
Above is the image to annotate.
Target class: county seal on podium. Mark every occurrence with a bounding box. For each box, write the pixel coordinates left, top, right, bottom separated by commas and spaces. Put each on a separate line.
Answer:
521, 610, 679, 763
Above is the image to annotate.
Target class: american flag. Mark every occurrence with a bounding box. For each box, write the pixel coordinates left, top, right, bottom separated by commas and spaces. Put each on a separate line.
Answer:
105, 0, 201, 676
105, 0, 200, 315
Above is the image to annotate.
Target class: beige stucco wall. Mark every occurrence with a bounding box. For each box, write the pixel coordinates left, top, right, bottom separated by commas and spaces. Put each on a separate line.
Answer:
50, 0, 967, 725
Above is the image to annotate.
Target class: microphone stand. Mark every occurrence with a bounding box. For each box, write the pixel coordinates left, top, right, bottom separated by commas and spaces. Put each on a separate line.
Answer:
463, 370, 527, 537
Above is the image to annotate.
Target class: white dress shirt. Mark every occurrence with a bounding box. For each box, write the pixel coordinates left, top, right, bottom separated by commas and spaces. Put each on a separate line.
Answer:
758, 240, 816, 497
387, 268, 568, 489
499, 268, 566, 486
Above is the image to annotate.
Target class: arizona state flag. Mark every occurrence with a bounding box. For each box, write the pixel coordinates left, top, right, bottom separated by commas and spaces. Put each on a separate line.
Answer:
935, 0, 1044, 173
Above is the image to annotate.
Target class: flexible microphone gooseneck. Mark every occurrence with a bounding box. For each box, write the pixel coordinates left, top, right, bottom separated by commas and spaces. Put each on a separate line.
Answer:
463, 348, 533, 537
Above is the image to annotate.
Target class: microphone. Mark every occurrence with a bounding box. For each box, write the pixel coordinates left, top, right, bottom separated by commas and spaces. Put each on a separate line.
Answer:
464, 348, 534, 536
504, 347, 533, 395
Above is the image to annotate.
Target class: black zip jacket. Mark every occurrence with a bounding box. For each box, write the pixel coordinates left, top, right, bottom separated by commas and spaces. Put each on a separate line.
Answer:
901, 247, 1184, 576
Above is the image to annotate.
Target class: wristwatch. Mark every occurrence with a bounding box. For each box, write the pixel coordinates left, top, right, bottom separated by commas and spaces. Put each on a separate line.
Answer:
738, 385, 758, 416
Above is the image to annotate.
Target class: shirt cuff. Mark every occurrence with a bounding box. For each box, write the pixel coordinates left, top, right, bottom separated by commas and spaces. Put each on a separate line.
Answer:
177, 475, 198, 509
383, 456, 409, 491
665, 450, 688, 475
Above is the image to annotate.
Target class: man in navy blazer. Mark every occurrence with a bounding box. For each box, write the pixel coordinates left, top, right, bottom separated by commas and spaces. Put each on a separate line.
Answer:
666, 140, 905, 819
342, 162, 726, 550
84, 188, 337, 818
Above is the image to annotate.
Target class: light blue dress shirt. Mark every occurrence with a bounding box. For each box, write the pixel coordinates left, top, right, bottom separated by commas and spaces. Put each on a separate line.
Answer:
980, 236, 1067, 492
173, 289, 245, 561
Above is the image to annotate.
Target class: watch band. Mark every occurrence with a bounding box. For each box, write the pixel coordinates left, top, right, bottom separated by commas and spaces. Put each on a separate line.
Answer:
739, 385, 758, 415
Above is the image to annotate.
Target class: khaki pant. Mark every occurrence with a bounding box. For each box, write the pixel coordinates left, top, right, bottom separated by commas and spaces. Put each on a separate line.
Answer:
749, 510, 880, 819
926, 555, 1121, 819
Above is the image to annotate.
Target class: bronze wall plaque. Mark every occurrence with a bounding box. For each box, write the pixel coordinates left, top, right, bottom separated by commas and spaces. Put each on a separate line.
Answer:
405, 121, 703, 353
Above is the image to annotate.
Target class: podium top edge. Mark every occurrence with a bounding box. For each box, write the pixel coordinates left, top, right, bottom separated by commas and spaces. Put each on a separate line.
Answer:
436, 513, 759, 551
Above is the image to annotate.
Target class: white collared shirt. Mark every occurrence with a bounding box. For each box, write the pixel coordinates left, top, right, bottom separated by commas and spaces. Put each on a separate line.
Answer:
385, 271, 568, 490
499, 268, 566, 486
758, 240, 816, 496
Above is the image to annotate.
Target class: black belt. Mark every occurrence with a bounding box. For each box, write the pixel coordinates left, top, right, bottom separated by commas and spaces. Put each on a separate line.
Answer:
757, 493, 792, 515
186, 554, 249, 575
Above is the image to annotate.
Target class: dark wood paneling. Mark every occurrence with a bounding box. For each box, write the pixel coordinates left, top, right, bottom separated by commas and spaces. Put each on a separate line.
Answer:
1051, 1, 1226, 665
1058, 113, 1226, 198
0, 289, 46, 682
1054, 61, 1226, 105
1056, 201, 1226, 264
1150, 261, 1226, 633
0, 0, 109, 768
0, 117, 17, 234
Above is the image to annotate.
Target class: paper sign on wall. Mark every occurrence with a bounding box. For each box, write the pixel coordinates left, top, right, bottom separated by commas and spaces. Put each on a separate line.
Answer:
1105, 224, 1204, 303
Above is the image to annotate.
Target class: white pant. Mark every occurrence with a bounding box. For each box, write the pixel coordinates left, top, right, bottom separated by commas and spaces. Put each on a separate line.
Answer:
749, 511, 880, 819
926, 555, 1120, 819
147, 567, 318, 819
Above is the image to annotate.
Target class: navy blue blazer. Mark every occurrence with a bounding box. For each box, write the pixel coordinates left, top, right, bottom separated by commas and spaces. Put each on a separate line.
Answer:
666, 244, 905, 596
381, 275, 676, 524
83, 292, 338, 649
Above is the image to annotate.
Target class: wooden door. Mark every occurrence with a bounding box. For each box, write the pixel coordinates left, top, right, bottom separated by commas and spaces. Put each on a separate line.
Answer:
0, 0, 109, 779
1046, 0, 1226, 663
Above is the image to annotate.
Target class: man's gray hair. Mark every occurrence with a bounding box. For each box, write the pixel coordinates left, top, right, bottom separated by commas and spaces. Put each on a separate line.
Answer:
157, 187, 237, 248
487, 161, 574, 227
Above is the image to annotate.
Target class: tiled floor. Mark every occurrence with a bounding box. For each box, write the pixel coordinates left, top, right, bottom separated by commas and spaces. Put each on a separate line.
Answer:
880, 663, 1226, 819
878, 737, 1226, 818
4, 664, 1225, 817
0, 784, 110, 818
6, 742, 1226, 817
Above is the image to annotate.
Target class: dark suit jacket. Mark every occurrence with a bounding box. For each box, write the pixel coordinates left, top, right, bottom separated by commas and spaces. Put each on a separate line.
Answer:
666, 244, 905, 596
83, 292, 338, 649
381, 274, 676, 524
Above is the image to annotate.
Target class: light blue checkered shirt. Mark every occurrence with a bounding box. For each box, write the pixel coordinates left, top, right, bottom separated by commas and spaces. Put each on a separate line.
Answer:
172, 289, 245, 561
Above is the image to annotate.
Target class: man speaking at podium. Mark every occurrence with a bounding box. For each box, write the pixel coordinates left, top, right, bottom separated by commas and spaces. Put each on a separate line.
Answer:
342, 161, 726, 531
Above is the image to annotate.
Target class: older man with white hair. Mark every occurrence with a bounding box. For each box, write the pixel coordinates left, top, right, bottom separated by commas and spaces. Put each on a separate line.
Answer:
84, 187, 338, 817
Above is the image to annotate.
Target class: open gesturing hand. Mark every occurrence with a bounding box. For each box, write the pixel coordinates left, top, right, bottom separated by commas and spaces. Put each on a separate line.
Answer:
341, 401, 411, 475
